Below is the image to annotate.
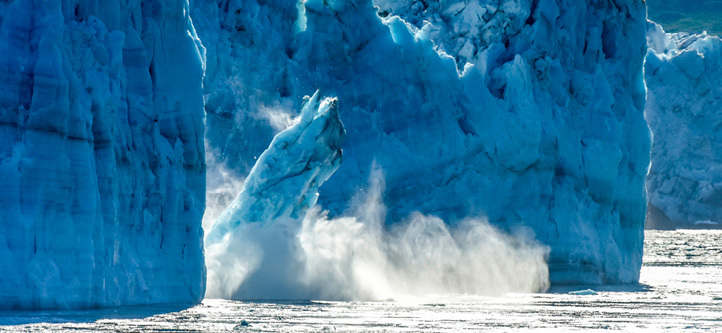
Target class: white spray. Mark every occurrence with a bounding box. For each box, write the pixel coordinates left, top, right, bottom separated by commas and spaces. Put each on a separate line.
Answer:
204, 167, 550, 300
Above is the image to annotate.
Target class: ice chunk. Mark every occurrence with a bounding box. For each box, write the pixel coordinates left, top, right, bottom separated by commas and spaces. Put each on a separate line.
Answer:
204, 92, 345, 298
205, 91, 345, 242
569, 289, 598, 296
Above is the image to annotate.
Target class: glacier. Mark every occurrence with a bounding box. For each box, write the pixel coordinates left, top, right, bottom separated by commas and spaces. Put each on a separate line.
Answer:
204, 93, 549, 300
0, 0, 657, 309
645, 21, 722, 229
0, 0, 206, 309
196, 0, 651, 287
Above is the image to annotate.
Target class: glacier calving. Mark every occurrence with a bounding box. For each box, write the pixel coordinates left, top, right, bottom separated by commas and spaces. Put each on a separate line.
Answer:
195, 0, 651, 285
205, 92, 347, 299
0, 0, 206, 309
191, 0, 304, 226
206, 92, 345, 243
0, 0, 656, 308
645, 22, 722, 228
204, 94, 550, 300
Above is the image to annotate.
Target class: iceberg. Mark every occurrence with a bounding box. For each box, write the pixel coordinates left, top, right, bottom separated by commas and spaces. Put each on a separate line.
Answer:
0, 0, 206, 309
195, 0, 651, 285
645, 21, 722, 228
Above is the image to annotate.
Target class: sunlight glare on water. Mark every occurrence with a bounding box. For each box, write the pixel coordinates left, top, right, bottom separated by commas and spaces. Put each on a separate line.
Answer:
1, 230, 721, 332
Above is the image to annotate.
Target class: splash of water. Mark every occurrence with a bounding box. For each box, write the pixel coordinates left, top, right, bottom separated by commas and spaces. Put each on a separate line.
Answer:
254, 101, 299, 133
203, 143, 245, 231
204, 169, 549, 300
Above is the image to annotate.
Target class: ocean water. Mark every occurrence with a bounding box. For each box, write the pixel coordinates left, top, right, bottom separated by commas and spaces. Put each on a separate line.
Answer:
1, 230, 721, 332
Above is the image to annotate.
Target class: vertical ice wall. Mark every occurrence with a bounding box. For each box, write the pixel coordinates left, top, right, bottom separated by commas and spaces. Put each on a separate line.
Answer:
0, 0, 206, 309
645, 22, 722, 228
193, 0, 650, 285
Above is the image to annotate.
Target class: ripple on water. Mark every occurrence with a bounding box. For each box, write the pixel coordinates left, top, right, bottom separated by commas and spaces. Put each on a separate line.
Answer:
1, 230, 721, 332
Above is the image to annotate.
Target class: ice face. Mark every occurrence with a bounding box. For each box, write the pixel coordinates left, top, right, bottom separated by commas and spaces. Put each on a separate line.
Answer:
645, 21, 722, 228
190, 0, 302, 179
372, 0, 532, 67
195, 0, 650, 285
0, 0, 206, 309
0, 0, 656, 309
191, 0, 308, 227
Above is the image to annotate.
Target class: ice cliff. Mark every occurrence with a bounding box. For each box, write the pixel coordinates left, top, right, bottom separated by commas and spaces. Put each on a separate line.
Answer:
196, 0, 650, 286
0, 0, 655, 308
645, 22, 722, 228
0, 0, 206, 309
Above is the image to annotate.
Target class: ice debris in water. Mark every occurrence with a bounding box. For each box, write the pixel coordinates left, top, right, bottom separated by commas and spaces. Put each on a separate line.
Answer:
569, 289, 598, 296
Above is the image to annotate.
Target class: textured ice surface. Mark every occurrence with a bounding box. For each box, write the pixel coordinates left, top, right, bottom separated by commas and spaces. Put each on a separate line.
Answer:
204, 93, 346, 299
373, 0, 532, 67
191, 0, 311, 227
205, 92, 344, 243
195, 0, 650, 285
645, 21, 722, 228
0, 0, 206, 308
204, 94, 549, 300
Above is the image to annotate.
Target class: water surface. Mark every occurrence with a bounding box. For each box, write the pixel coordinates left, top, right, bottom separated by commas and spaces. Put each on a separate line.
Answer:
2, 230, 721, 332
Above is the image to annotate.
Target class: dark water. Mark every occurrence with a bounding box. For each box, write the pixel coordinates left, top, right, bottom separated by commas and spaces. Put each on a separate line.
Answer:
1, 230, 721, 332
647, 0, 722, 36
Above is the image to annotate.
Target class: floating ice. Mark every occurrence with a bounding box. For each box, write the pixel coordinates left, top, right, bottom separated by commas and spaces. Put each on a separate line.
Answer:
569, 289, 598, 296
